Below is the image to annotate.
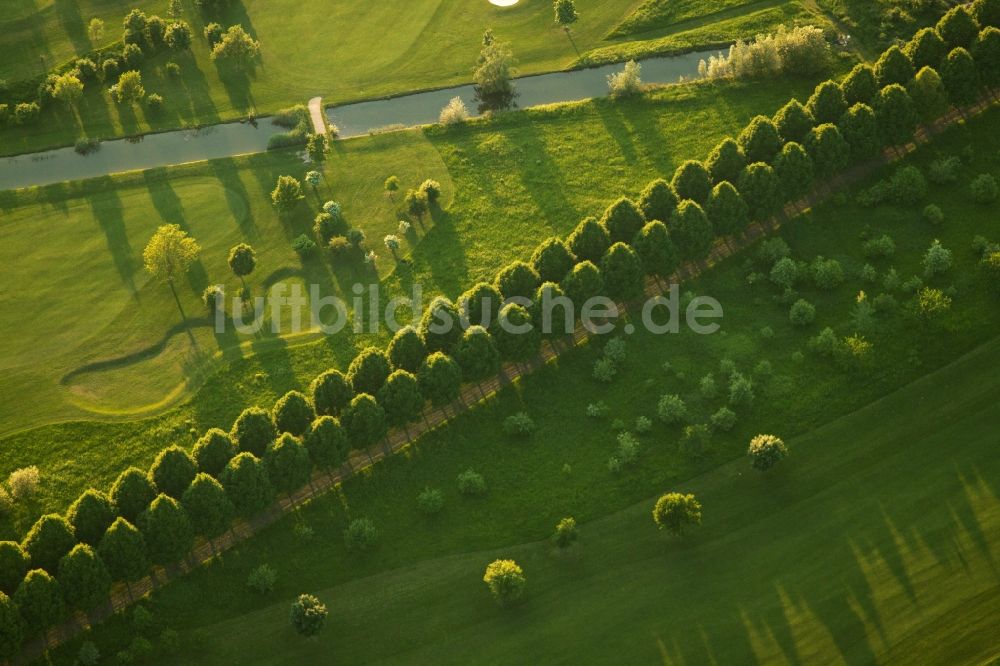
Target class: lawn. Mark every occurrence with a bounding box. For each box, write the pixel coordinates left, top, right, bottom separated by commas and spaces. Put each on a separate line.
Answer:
45, 108, 1000, 662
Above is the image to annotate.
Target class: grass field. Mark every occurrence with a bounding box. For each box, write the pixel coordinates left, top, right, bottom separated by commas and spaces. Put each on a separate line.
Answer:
47, 109, 1000, 662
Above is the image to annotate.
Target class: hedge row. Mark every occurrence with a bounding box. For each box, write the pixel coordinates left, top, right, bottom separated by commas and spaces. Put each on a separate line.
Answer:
2, 3, 999, 657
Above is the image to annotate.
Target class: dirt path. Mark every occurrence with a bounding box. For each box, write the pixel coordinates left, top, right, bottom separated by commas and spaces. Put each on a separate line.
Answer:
307, 96, 326, 136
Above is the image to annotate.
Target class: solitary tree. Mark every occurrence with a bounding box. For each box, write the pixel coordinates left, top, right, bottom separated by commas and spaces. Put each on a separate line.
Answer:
14, 569, 63, 635
567, 217, 611, 263
181, 473, 235, 539
377, 370, 425, 429
139, 494, 194, 565
21, 515, 75, 574
633, 220, 678, 279
149, 445, 197, 499
271, 175, 303, 210
652, 492, 702, 536
405, 188, 429, 226
57, 544, 111, 611
473, 30, 518, 113
417, 352, 463, 407
192, 428, 237, 478
143, 224, 200, 321
221, 453, 274, 517
52, 73, 84, 109
383, 175, 400, 199
531, 238, 576, 284
310, 369, 354, 416
384, 234, 401, 261
552, 517, 579, 548
387, 326, 428, 373
341, 394, 387, 449
87, 18, 105, 43
554, 0, 579, 33
706, 181, 750, 237
110, 467, 156, 523
110, 70, 145, 104
348, 347, 392, 396
290, 594, 328, 637
671, 160, 713, 203
273, 390, 315, 437
0, 543, 28, 596
668, 200, 714, 262
264, 434, 312, 496
483, 559, 526, 607
601, 242, 644, 301
67, 489, 116, 547
772, 99, 815, 144
495, 260, 541, 301
601, 197, 646, 245
737, 116, 782, 164
705, 138, 747, 185
230, 406, 278, 457
748, 434, 789, 471
638, 178, 679, 223
97, 518, 148, 583
228, 243, 256, 292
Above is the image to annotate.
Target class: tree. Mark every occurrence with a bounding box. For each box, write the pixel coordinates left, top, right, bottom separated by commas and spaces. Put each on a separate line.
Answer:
419, 296, 463, 353
417, 352, 462, 407
139, 494, 193, 565
384, 234, 401, 261
97, 518, 148, 583
52, 73, 84, 108
150, 445, 197, 499
22, 515, 75, 574
706, 181, 750, 237
347, 347, 392, 396
310, 370, 354, 417
974, 27, 1000, 88
228, 243, 256, 291
633, 221, 679, 279
652, 492, 702, 536
748, 434, 788, 471
561, 260, 604, 306
838, 103, 881, 161
804, 123, 849, 177
87, 18, 105, 43
57, 544, 111, 611
671, 160, 713, 203
165, 21, 192, 50
305, 416, 349, 470
271, 175, 303, 210
404, 188, 429, 225
601, 197, 645, 244
210, 24, 260, 67
455, 326, 501, 382
841, 64, 879, 106
908, 67, 950, 122
483, 559, 525, 607
273, 391, 315, 437
110, 70, 145, 104
290, 594, 328, 637
193, 428, 237, 478
974, 0, 1000, 27
493, 304, 541, 362
495, 260, 541, 301
110, 467, 156, 523
531, 238, 576, 284
473, 29, 517, 113
221, 453, 274, 517
554, 0, 579, 31
0, 543, 28, 596
387, 326, 428, 373
738, 163, 783, 222
377, 370, 425, 427
773, 99, 815, 144
230, 407, 277, 457
305, 170, 321, 197
143, 224, 200, 319
638, 178, 679, 223
0, 592, 22, 659
773, 141, 814, 200
552, 517, 579, 548
532, 281, 574, 337
342, 394, 387, 449
806, 80, 848, 124
705, 138, 746, 185
567, 217, 611, 263
383, 175, 399, 198
875, 84, 917, 147
601, 243, 644, 301
67, 489, 116, 547
940, 47, 980, 106
874, 45, 915, 88
737, 116, 782, 164
14, 569, 63, 634
264, 434, 312, 496
668, 201, 714, 262
180, 473, 234, 539
905, 27, 947, 70
937, 6, 980, 50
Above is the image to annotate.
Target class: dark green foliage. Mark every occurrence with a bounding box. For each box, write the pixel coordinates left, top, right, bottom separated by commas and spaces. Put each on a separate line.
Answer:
310, 369, 354, 417
227, 242, 256, 281
737, 116, 782, 164
633, 221, 678, 278
973, 27, 1000, 87
230, 407, 277, 457
875, 45, 915, 87
0, 543, 28, 596
937, 5, 981, 50
841, 64, 879, 106
671, 160, 713, 203
567, 217, 611, 263
149, 445, 197, 499
67, 489, 116, 547
290, 594, 328, 637
875, 84, 918, 147
0, 592, 22, 659
561, 260, 604, 305
347, 347, 392, 396
940, 48, 980, 106
806, 80, 848, 124
192, 428, 237, 478
495, 260, 541, 301
221, 453, 274, 517
652, 492, 702, 536
908, 67, 950, 122
638, 178, 678, 223
387, 326, 428, 373
737, 163, 784, 222
313, 211, 348, 244
455, 326, 501, 381
773, 141, 815, 199
419, 296, 463, 353
706, 181, 750, 237
139, 494, 194, 565
705, 138, 746, 185
21, 515, 75, 574
181, 474, 235, 538
668, 200, 714, 261
264, 434, 313, 495
57, 544, 111, 611
458, 282, 503, 328
531, 238, 576, 284
342, 394, 387, 448
417, 352, 462, 407
532, 282, 575, 337
494, 304, 542, 361
97, 518, 148, 583
304, 416, 349, 470
110, 467, 156, 524
773, 99, 815, 144
14, 569, 63, 634
601, 242, 645, 301
838, 103, 881, 161
805, 123, 850, 177
973, 0, 1000, 28
377, 370, 425, 427
273, 390, 315, 437
905, 28, 947, 70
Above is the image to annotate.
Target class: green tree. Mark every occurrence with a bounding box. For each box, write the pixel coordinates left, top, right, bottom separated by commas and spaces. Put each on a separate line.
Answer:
377, 370, 425, 429
773, 99, 815, 143
192, 428, 237, 478
841, 64, 879, 106
638, 178, 679, 223
0, 543, 28, 596
110, 70, 145, 104
705, 138, 746, 185
405, 188, 430, 226
290, 594, 328, 637
493, 304, 541, 362
973, 27, 1000, 87
273, 390, 315, 437
706, 181, 750, 237
0, 592, 21, 659
748, 434, 789, 471
552, 517, 579, 548
908, 66, 950, 122
227, 243, 256, 291
139, 494, 193, 565
567, 217, 611, 263
633, 220, 679, 279
940, 47, 980, 106
601, 197, 646, 244
52, 73, 84, 108
561, 260, 604, 306
387, 325, 428, 373
181, 473, 235, 539
149, 445, 197, 499
383, 175, 399, 198
905, 27, 947, 70
838, 103, 881, 161
773, 141, 815, 199
875, 84, 918, 147
601, 242, 644, 301
419, 296, 464, 353
417, 352, 462, 407
21, 515, 75, 574
483, 559, 526, 607
57, 544, 111, 611
495, 260, 541, 301
669, 200, 714, 262
310, 370, 354, 417
532, 281, 575, 337
221, 453, 274, 517
458, 282, 503, 328
271, 175, 303, 210
230, 407, 277, 457
67, 489, 116, 547
937, 5, 980, 50
554, 0, 579, 31
305, 416, 349, 471
875, 46, 915, 89
531, 238, 576, 284
110, 468, 156, 524
97, 518, 148, 583
347, 347, 392, 396
210, 24, 260, 67
142, 224, 200, 321
804, 123, 850, 177
455, 326, 501, 382
806, 80, 847, 124
472, 30, 518, 113
14, 569, 63, 634
737, 116, 782, 164
671, 160, 713, 203
264, 434, 312, 496
652, 492, 702, 536
342, 394, 387, 449
974, 0, 1000, 28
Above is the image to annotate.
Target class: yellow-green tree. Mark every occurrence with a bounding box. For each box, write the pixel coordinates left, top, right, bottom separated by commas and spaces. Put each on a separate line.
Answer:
143, 224, 201, 321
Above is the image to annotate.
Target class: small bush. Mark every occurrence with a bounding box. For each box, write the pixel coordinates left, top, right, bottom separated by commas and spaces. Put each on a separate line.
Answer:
808, 327, 840, 357
656, 394, 687, 424
729, 373, 755, 407
165, 61, 181, 77
923, 204, 944, 225
586, 402, 609, 418
146, 93, 164, 111
457, 469, 487, 497
247, 564, 277, 594
699, 374, 717, 398
78, 642, 100, 666
502, 412, 535, 437
607, 60, 642, 97
592, 357, 617, 383
8, 466, 40, 501
74, 137, 101, 155
927, 156, 961, 185
608, 432, 640, 472
343, 518, 378, 551
757, 238, 791, 268
971, 174, 999, 204
552, 517, 579, 548
132, 605, 155, 634
860, 264, 878, 283
770, 257, 799, 289
439, 96, 469, 125
923, 240, 952, 278
634, 416, 653, 433
603, 337, 627, 365
417, 487, 445, 515
889, 166, 927, 206
291, 234, 317, 256
862, 234, 895, 259
901, 275, 924, 295
789, 299, 816, 326
812, 257, 845, 289
709, 407, 737, 432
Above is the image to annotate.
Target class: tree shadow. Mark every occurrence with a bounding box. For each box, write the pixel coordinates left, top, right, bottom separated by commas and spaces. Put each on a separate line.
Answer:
87, 178, 138, 294
52, 0, 88, 57
207, 157, 257, 238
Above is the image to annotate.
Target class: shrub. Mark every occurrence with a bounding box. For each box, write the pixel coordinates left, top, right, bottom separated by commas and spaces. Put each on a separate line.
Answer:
862, 234, 896, 259
343, 518, 378, 551
78, 642, 100, 666
729, 373, 755, 407
586, 402, 609, 418
7, 467, 39, 501
483, 559, 526, 607
789, 299, 816, 326
146, 93, 164, 112
923, 203, 945, 225
710, 407, 737, 432
923, 240, 953, 277
652, 493, 702, 536
634, 416, 653, 433
290, 594, 328, 637
165, 61, 181, 77
889, 166, 928, 205
417, 487, 445, 516
592, 357, 618, 383
552, 517, 579, 548
812, 257, 845, 289
502, 412, 535, 437
971, 174, 999, 204
769, 256, 799, 289
439, 96, 469, 125
457, 469, 487, 497
699, 374, 717, 398
927, 156, 962, 184
748, 434, 788, 471
656, 394, 687, 424
247, 564, 277, 594
757, 238, 791, 268
609, 432, 640, 471
607, 60, 642, 97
